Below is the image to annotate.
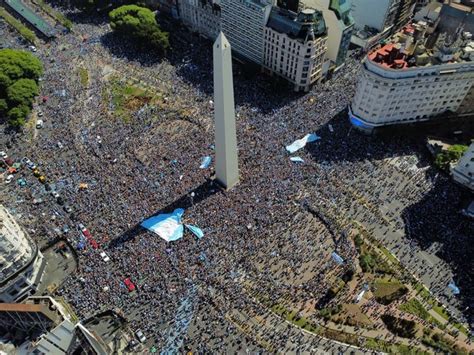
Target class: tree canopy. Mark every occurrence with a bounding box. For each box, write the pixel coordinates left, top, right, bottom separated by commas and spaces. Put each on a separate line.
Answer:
109, 5, 169, 51
0, 49, 43, 81
0, 49, 43, 128
434, 144, 469, 171
7, 79, 39, 107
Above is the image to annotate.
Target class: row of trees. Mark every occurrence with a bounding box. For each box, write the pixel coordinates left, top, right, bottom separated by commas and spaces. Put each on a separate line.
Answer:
0, 49, 43, 127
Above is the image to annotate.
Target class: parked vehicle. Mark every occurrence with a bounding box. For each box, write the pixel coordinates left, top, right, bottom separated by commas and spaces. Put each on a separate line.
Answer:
100, 251, 110, 262
135, 330, 146, 343
124, 278, 136, 292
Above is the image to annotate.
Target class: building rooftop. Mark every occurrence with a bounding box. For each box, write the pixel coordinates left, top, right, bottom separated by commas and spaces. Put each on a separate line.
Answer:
0, 296, 109, 355
267, 7, 327, 41
329, 0, 354, 27
368, 22, 474, 70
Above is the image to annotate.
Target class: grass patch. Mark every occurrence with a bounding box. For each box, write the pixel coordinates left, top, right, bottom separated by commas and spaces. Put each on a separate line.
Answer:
364, 337, 428, 354
373, 278, 408, 305
453, 322, 469, 337
0, 7, 37, 44
32, 0, 72, 29
399, 298, 429, 319
432, 303, 450, 321
78, 67, 88, 87
333, 304, 372, 326
354, 232, 395, 275
399, 298, 443, 328
271, 302, 427, 354
422, 333, 469, 354
108, 78, 156, 123
380, 246, 399, 264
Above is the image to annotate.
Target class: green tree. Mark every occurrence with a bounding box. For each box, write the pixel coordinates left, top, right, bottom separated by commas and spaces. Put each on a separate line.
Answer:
0, 73, 13, 94
109, 5, 169, 51
434, 145, 469, 170
6, 79, 39, 107
7, 105, 30, 127
0, 49, 43, 81
0, 99, 8, 114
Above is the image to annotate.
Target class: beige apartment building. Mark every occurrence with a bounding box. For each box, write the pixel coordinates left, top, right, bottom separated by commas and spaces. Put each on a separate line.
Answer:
263, 7, 327, 91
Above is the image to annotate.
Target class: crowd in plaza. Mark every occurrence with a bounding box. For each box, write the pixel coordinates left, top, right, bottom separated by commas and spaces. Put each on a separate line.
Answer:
1, 10, 472, 352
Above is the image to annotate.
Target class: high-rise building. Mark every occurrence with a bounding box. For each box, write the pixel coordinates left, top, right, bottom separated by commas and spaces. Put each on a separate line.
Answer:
220, 0, 275, 65
351, 0, 416, 33
300, 0, 354, 67
349, 22, 474, 133
0, 205, 47, 303
263, 7, 328, 91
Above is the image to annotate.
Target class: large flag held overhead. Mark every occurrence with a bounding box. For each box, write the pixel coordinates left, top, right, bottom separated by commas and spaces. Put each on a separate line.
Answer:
141, 209, 185, 242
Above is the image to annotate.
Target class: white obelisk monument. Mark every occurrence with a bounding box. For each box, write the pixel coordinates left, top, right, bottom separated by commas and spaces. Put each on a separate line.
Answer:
213, 32, 239, 189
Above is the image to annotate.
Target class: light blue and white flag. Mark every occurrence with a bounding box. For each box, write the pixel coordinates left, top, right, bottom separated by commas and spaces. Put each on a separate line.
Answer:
286, 133, 320, 153
185, 224, 204, 239
141, 208, 185, 242
331, 252, 344, 265
290, 156, 305, 163
200, 156, 212, 169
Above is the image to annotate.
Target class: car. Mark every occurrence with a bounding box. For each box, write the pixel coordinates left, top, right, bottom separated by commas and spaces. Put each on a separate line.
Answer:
32, 198, 44, 205
22, 158, 36, 170
135, 330, 146, 343
36, 119, 44, 129
0, 151, 7, 159
82, 229, 91, 238
100, 251, 110, 262
63, 205, 72, 213
124, 278, 136, 292
33, 169, 41, 177
4, 157, 13, 166
51, 191, 60, 199
56, 196, 65, 205
28, 45, 37, 52
38, 111, 44, 117
57, 141, 64, 149
38, 176, 46, 184
5, 175, 14, 184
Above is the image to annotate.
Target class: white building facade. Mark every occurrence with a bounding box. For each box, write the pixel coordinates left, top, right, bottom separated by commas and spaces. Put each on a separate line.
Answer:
0, 205, 46, 303
220, 0, 275, 65
263, 8, 328, 91
178, 0, 221, 40
349, 24, 474, 133
451, 143, 474, 191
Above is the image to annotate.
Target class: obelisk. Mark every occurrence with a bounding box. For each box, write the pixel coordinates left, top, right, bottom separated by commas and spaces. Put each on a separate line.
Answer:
213, 32, 239, 189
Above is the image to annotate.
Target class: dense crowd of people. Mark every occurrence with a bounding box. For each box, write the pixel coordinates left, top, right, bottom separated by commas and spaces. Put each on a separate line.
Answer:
1, 9, 472, 352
